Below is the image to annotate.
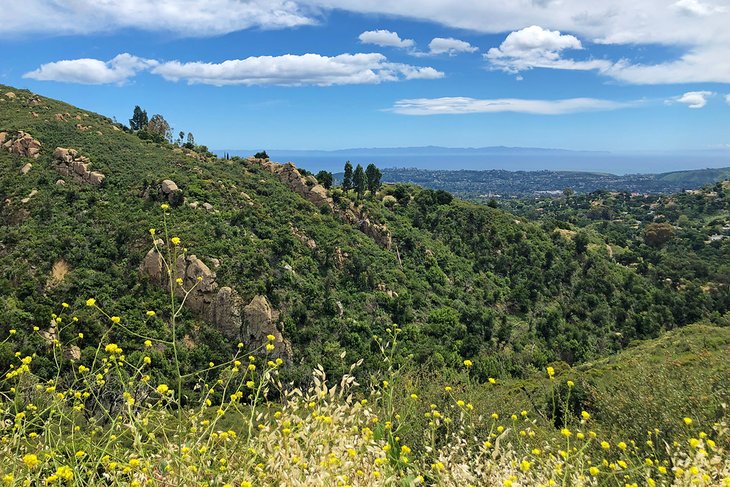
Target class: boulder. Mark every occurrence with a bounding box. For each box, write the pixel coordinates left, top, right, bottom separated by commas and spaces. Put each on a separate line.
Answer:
72, 161, 88, 175
213, 287, 243, 339
4, 92, 16, 99
55, 179, 66, 186
243, 295, 291, 359
64, 345, 81, 361
202, 202, 214, 211
20, 163, 32, 175
161, 179, 179, 194
87, 172, 105, 186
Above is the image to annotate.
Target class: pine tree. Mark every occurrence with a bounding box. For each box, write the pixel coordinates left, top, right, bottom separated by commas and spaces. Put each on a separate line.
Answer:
315, 170, 333, 189
343, 161, 353, 192
365, 163, 382, 195
353, 164, 365, 199
129, 106, 148, 131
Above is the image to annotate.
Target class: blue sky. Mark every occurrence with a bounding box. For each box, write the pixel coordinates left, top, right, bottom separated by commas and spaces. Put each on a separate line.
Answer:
1, 1, 730, 154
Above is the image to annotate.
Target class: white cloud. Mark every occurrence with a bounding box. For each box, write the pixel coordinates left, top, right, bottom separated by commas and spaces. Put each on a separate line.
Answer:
427, 37, 478, 55
672, 0, 724, 16
726, 94, 730, 104
309, 0, 730, 84
23, 53, 156, 84
485, 25, 610, 73
358, 30, 414, 48
0, 0, 315, 37
152, 53, 442, 86
24, 52, 442, 87
7, 1, 730, 85
390, 96, 634, 115
674, 91, 714, 108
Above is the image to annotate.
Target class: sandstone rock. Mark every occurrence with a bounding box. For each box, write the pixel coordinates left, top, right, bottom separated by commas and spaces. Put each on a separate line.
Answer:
141, 240, 165, 283
214, 286, 243, 339
243, 295, 291, 359
64, 345, 81, 361
139, 246, 292, 359
0, 132, 6, 144
4, 92, 16, 99
2, 131, 42, 159
52, 147, 105, 186
20, 163, 32, 175
189, 201, 199, 210
21, 189, 38, 203
304, 175, 318, 186
55, 179, 66, 186
202, 202, 214, 211
54, 113, 64, 121
161, 179, 179, 194
72, 161, 88, 175
87, 171, 105, 186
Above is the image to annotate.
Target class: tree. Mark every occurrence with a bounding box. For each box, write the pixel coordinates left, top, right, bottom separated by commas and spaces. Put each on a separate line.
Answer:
129, 106, 148, 131
147, 114, 172, 143
342, 161, 353, 192
315, 170, 333, 189
365, 163, 382, 195
254, 151, 269, 160
177, 131, 185, 146
644, 223, 675, 247
353, 164, 365, 199
185, 132, 195, 148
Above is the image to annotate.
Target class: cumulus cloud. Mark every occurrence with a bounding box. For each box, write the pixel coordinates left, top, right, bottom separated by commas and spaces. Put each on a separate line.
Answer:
390, 96, 633, 115
23, 53, 156, 84
673, 91, 714, 108
7, 1, 730, 84
151, 53, 442, 86
485, 25, 610, 73
358, 30, 414, 48
427, 37, 478, 55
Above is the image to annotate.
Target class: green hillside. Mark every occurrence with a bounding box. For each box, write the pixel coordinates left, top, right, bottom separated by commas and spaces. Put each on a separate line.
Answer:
1, 85, 729, 485
2, 84, 730, 381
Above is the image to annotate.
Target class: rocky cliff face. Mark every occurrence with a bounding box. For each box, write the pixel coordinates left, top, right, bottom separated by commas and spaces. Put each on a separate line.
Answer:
140, 244, 292, 359
253, 158, 392, 249
52, 147, 106, 186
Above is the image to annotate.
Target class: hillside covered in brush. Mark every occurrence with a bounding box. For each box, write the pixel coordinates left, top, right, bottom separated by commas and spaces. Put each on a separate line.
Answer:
1, 84, 730, 385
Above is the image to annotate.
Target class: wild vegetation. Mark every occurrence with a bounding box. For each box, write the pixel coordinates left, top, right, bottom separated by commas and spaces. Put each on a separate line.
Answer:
0, 85, 729, 484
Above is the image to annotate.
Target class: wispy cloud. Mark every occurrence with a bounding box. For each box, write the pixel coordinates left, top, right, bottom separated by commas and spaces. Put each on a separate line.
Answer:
391, 96, 636, 115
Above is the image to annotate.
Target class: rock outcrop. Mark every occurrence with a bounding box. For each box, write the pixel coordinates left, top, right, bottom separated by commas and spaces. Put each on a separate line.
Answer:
141, 179, 183, 205
1, 131, 42, 158
253, 158, 392, 249
140, 245, 292, 359
52, 147, 106, 186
